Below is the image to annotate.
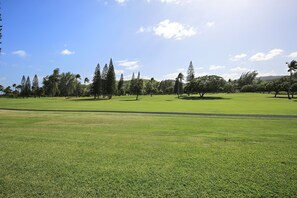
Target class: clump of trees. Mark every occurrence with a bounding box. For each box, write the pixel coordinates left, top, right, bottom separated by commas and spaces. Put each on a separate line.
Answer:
1, 60, 296, 100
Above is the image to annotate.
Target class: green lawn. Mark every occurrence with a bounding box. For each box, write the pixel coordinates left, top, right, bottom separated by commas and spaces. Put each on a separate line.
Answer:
0, 110, 297, 197
0, 93, 296, 115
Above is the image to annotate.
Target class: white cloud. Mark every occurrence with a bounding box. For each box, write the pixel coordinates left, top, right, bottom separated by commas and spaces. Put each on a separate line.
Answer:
230, 66, 248, 72
61, 49, 75, 56
250, 49, 283, 61
115, 0, 127, 4
209, 65, 225, 70
206, 21, 215, 27
151, 20, 196, 40
230, 53, 247, 61
117, 60, 140, 70
115, 69, 124, 75
163, 72, 179, 80
288, 52, 297, 58
12, 50, 27, 58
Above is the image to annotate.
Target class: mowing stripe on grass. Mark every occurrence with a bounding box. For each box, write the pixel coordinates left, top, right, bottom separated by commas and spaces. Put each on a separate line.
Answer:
1, 108, 297, 119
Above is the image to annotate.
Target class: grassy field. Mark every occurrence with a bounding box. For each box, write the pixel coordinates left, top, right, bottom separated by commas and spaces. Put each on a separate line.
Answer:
0, 93, 297, 115
0, 110, 297, 197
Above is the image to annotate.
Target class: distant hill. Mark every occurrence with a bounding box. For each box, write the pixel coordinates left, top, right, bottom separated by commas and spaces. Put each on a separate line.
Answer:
257, 75, 286, 81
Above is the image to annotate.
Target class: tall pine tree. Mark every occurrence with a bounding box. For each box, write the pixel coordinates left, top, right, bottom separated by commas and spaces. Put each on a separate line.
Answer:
25, 76, 31, 97
21, 75, 26, 97
101, 64, 109, 97
118, 73, 124, 96
92, 64, 102, 99
186, 61, 195, 82
106, 58, 116, 99
32, 74, 39, 97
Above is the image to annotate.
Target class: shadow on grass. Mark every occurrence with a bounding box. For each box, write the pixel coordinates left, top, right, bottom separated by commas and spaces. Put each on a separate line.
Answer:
180, 96, 231, 100
69, 98, 110, 102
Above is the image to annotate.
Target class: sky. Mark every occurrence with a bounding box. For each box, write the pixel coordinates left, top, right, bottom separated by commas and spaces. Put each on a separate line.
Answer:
1, 0, 297, 86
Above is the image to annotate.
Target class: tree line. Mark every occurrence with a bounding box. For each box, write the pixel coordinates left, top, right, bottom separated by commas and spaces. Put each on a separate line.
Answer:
1, 59, 297, 100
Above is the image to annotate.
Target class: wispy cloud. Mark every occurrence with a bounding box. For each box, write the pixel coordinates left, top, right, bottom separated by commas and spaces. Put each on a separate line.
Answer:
12, 50, 27, 58
250, 49, 283, 61
230, 53, 247, 61
61, 49, 75, 56
139, 19, 196, 40
230, 66, 248, 72
117, 60, 140, 70
206, 21, 215, 28
209, 65, 225, 70
115, 0, 127, 4
288, 52, 297, 58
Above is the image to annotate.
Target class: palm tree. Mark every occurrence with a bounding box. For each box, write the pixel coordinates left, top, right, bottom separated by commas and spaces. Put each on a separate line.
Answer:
150, 78, 154, 97
286, 60, 297, 98
12, 84, 16, 91
75, 74, 81, 97
177, 73, 184, 98
84, 77, 89, 84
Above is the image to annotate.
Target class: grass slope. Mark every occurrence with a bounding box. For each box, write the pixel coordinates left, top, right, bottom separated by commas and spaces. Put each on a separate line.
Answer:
0, 93, 297, 115
0, 110, 296, 197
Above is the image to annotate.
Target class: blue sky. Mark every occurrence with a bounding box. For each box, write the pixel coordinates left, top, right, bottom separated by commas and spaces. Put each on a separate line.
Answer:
1, 0, 297, 86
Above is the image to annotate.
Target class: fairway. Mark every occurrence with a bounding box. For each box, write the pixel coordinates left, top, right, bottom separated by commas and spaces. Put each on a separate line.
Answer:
0, 109, 297, 197
0, 93, 297, 115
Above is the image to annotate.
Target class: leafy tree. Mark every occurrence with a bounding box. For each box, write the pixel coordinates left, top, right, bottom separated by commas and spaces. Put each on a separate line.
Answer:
32, 74, 39, 97
4, 86, 12, 96
186, 61, 195, 82
0, 84, 3, 95
59, 72, 76, 97
185, 75, 226, 97
145, 78, 157, 97
106, 58, 116, 99
240, 84, 256, 92
84, 77, 89, 84
237, 71, 258, 89
118, 73, 124, 96
158, 80, 174, 94
130, 72, 143, 100
43, 68, 60, 96
92, 64, 102, 99
101, 64, 109, 97
291, 83, 297, 97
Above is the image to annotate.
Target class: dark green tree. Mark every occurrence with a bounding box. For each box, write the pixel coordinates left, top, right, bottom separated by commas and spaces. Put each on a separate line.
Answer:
59, 72, 76, 97
286, 60, 297, 98
92, 64, 102, 99
118, 73, 124, 96
20, 75, 26, 97
101, 64, 109, 97
75, 74, 81, 97
237, 71, 258, 89
24, 76, 31, 97
84, 77, 90, 84
130, 72, 143, 100
32, 74, 39, 97
106, 58, 116, 99
185, 75, 226, 97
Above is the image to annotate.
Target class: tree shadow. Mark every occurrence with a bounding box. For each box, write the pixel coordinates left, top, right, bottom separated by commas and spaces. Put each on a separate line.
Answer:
180, 96, 231, 100
69, 98, 109, 102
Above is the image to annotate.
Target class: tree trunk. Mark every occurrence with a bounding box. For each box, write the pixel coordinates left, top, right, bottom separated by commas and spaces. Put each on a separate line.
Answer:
287, 91, 291, 99
136, 94, 139, 100
274, 92, 278, 98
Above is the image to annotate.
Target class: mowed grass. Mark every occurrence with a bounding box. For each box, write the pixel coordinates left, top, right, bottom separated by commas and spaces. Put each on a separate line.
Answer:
0, 93, 297, 115
0, 110, 297, 197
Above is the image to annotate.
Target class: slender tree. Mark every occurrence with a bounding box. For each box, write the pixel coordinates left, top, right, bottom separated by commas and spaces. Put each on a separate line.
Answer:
106, 58, 116, 99
92, 64, 102, 99
286, 60, 297, 99
21, 75, 26, 97
177, 73, 184, 98
101, 64, 109, 97
118, 73, 124, 96
25, 76, 31, 97
130, 72, 143, 100
186, 61, 195, 82
75, 74, 81, 97
32, 74, 39, 97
